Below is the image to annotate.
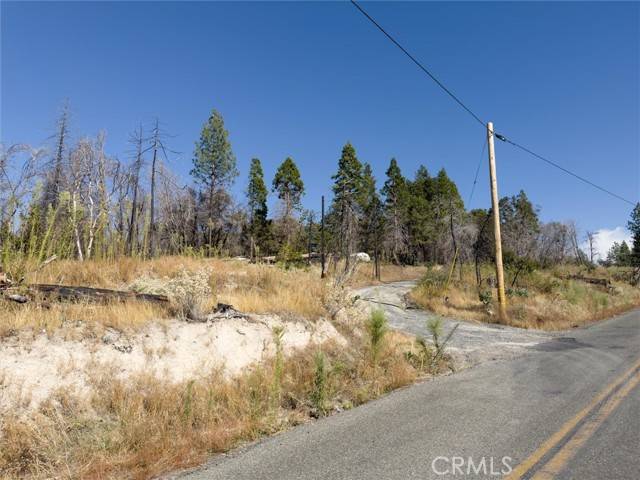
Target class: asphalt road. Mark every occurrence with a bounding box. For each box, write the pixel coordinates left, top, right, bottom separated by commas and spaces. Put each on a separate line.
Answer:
175, 287, 640, 480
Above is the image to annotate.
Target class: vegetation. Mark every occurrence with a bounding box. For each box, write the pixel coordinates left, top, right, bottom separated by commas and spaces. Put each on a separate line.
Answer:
0, 324, 451, 479
2, 101, 638, 331
410, 263, 640, 330
5, 102, 632, 275
1, 100, 638, 480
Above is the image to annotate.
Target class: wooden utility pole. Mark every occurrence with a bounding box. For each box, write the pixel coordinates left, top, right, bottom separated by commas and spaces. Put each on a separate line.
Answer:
487, 122, 507, 321
320, 196, 326, 278
307, 214, 313, 266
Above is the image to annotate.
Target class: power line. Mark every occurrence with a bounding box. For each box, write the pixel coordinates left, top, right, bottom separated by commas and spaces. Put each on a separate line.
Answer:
467, 138, 487, 207
350, 0, 636, 208
350, 0, 485, 128
495, 134, 637, 206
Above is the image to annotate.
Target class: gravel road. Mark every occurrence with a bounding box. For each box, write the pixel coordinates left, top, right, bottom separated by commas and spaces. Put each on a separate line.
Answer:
355, 280, 558, 368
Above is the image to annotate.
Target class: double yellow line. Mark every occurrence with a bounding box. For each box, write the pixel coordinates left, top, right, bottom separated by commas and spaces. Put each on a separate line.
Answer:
506, 357, 640, 480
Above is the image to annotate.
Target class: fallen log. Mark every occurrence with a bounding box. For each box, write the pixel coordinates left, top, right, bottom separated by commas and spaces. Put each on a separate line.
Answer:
561, 275, 611, 288
26, 284, 169, 304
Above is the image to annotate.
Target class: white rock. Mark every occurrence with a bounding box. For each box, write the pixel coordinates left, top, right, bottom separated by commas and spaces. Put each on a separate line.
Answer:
353, 252, 371, 263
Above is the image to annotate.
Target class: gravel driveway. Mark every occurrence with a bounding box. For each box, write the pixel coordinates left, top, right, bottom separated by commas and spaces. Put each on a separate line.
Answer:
355, 280, 559, 368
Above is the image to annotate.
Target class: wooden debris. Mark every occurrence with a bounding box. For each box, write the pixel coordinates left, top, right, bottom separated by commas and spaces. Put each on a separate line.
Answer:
6, 294, 28, 304
561, 275, 611, 288
0, 272, 12, 290
26, 284, 169, 304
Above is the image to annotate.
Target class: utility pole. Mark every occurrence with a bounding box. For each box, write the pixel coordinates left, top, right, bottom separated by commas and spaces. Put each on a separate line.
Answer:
487, 122, 507, 321
307, 213, 313, 266
320, 196, 326, 278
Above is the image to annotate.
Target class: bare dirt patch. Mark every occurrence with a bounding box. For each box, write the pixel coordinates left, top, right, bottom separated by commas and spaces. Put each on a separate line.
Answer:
0, 314, 344, 414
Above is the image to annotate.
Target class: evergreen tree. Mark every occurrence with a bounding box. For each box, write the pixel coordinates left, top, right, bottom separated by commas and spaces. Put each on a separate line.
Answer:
605, 241, 632, 266
431, 168, 464, 263
628, 203, 640, 268
331, 142, 363, 268
381, 158, 409, 264
42, 102, 70, 212
272, 157, 304, 245
359, 163, 385, 277
191, 109, 238, 253
246, 158, 269, 257
499, 190, 539, 258
406, 165, 434, 262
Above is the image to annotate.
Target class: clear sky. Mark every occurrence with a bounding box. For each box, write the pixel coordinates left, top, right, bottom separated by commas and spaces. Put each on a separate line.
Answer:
2, 1, 638, 249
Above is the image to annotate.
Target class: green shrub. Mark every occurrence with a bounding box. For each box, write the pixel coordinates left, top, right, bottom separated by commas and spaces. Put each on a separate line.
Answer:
311, 351, 328, 416
418, 269, 448, 297
276, 243, 304, 269
479, 290, 492, 305
427, 317, 458, 371
366, 309, 388, 363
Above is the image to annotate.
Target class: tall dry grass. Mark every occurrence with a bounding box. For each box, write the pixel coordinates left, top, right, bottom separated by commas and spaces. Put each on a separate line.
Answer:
0, 321, 449, 479
1, 256, 426, 335
410, 264, 640, 330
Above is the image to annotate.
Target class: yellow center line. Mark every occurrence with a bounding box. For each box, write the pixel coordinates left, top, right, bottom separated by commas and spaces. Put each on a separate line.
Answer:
531, 370, 640, 479
505, 357, 640, 480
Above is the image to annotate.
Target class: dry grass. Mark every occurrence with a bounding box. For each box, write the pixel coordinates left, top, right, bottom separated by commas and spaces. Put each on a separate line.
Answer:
410, 264, 640, 330
348, 263, 427, 288
1, 256, 424, 335
0, 299, 166, 338
0, 323, 450, 479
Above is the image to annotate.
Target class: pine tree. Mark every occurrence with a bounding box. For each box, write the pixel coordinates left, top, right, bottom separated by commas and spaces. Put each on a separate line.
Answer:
191, 109, 238, 254
628, 203, 640, 268
381, 158, 408, 264
246, 158, 269, 258
42, 101, 70, 212
272, 157, 304, 246
331, 142, 363, 268
359, 163, 385, 278
407, 165, 434, 262
430, 168, 464, 264
618, 241, 632, 266
499, 190, 539, 256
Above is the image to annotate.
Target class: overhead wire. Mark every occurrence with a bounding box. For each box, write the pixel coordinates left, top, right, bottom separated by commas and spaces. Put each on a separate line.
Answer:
350, 0, 637, 207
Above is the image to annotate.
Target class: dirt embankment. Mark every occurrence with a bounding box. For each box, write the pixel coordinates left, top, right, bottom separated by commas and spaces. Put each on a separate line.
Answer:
0, 314, 344, 413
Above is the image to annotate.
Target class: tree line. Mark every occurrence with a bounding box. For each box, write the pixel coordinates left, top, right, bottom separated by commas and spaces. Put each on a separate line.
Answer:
1, 104, 639, 277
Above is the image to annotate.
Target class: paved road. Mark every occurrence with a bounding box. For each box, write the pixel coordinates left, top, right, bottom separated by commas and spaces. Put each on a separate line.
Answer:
175, 283, 640, 480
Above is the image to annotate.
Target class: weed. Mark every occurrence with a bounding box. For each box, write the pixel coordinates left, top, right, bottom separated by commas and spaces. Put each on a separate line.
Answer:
366, 309, 388, 363
271, 325, 285, 410
405, 336, 433, 371
411, 263, 640, 330
311, 351, 328, 416
0, 335, 428, 479
427, 317, 458, 370
479, 290, 492, 305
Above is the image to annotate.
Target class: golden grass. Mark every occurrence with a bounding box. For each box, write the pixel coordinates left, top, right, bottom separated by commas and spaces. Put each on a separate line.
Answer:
349, 263, 427, 288
1, 256, 424, 335
410, 264, 640, 330
0, 327, 448, 479
0, 299, 167, 338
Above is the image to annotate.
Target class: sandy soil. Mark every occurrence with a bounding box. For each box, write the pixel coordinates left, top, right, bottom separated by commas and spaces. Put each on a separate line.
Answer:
0, 314, 344, 413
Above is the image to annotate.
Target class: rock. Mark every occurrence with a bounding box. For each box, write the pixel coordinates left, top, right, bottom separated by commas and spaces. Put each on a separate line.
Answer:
101, 328, 121, 345
113, 342, 133, 354
353, 252, 371, 263
204, 303, 248, 321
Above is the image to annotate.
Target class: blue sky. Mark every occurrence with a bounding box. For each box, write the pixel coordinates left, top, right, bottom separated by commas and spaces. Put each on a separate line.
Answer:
2, 1, 638, 250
